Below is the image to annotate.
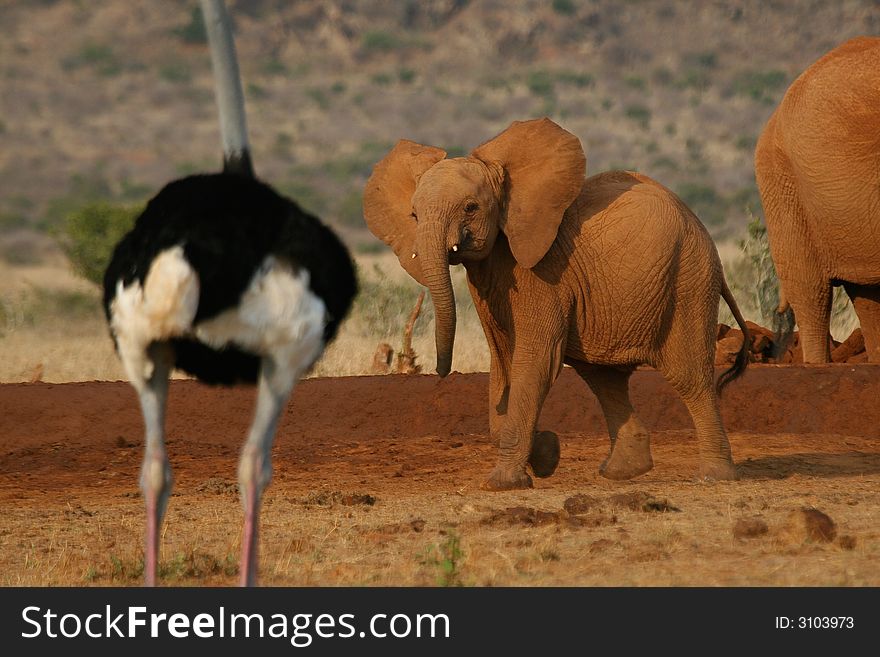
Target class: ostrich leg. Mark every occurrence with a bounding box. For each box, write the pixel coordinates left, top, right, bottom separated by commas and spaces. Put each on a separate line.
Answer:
133, 343, 173, 587
238, 356, 295, 586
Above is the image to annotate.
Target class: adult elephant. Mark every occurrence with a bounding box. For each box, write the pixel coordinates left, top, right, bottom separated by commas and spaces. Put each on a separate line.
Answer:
755, 36, 880, 363
364, 118, 749, 490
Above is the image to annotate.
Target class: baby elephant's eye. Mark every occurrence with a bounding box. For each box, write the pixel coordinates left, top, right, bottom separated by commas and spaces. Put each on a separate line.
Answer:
464, 201, 479, 214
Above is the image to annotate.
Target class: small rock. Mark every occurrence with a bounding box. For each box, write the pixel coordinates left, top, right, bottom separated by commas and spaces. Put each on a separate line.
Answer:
780, 507, 837, 544
371, 343, 393, 374
837, 534, 857, 550
563, 494, 600, 515
304, 490, 377, 506
588, 538, 616, 553
733, 517, 769, 539
608, 491, 680, 512
196, 477, 237, 495
744, 321, 774, 339
715, 334, 744, 366
750, 333, 772, 357
480, 506, 609, 529
341, 493, 376, 506
831, 328, 865, 363
847, 351, 869, 364
481, 507, 550, 527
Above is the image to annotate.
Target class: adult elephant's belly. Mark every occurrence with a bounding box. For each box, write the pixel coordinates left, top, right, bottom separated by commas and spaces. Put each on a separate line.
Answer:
796, 172, 880, 285
790, 132, 880, 285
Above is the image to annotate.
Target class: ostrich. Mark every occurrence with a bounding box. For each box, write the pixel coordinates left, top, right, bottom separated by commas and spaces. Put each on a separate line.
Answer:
102, 0, 357, 586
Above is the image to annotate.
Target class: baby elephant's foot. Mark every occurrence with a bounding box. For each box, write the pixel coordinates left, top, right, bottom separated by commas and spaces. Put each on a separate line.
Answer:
699, 459, 738, 481
528, 430, 560, 478
481, 467, 533, 491
600, 431, 653, 481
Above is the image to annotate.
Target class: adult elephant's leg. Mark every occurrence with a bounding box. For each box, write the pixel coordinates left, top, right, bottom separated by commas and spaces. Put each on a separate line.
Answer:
785, 276, 833, 362
481, 338, 564, 491
573, 363, 652, 480
758, 152, 832, 363
843, 283, 880, 362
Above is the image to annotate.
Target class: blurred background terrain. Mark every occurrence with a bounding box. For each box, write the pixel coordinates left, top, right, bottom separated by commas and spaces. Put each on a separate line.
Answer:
0, 0, 875, 381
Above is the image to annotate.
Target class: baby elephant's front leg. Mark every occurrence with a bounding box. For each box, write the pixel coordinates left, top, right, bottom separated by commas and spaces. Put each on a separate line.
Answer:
481, 353, 558, 491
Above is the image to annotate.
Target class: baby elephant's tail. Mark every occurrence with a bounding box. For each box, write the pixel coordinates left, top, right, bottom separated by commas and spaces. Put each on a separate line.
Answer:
716, 278, 750, 396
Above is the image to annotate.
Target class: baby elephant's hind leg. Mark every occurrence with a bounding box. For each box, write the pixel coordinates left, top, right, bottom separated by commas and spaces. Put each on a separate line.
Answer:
662, 364, 737, 481
528, 430, 560, 477
574, 364, 653, 480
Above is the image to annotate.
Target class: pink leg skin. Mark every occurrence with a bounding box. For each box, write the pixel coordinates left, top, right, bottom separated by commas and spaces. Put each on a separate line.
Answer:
133, 344, 172, 587
237, 356, 296, 586
239, 485, 260, 587
144, 499, 159, 587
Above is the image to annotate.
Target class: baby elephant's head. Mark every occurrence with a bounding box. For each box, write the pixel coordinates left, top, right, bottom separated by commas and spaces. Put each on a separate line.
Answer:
363, 118, 586, 377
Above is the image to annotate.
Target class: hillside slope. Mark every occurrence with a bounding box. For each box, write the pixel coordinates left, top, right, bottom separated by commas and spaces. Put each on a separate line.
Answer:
0, 0, 877, 252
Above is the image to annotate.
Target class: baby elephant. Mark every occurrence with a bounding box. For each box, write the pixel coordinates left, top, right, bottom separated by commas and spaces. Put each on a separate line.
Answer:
364, 118, 749, 490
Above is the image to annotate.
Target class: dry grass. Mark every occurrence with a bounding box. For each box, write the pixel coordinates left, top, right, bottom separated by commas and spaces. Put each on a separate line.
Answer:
0, 242, 862, 383
0, 251, 489, 383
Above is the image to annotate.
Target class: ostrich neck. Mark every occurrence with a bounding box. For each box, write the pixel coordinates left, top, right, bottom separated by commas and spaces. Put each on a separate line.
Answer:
200, 0, 253, 176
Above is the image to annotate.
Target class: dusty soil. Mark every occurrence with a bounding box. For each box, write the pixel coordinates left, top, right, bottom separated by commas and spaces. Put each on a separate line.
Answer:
1, 365, 878, 586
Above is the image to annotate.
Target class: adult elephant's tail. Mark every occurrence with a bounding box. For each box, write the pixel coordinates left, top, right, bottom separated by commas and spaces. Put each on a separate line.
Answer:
716, 278, 750, 396
772, 291, 796, 359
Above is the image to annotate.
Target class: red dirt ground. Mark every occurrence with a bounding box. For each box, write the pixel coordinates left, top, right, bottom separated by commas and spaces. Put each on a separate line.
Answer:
1, 365, 879, 586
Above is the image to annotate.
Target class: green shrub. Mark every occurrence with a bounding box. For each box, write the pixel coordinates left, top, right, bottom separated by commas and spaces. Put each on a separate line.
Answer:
58, 202, 141, 286
675, 69, 710, 92
652, 67, 674, 86
735, 134, 756, 151
306, 87, 329, 108
174, 6, 208, 44
261, 58, 288, 76
336, 189, 365, 228
552, 0, 577, 15
625, 75, 646, 90
62, 42, 122, 76
685, 51, 718, 69
247, 82, 268, 99
555, 70, 594, 88
0, 212, 28, 230
362, 30, 403, 52
735, 214, 779, 324
651, 155, 679, 171
159, 62, 192, 84
676, 183, 724, 226
731, 69, 787, 103
280, 181, 328, 216
624, 103, 651, 128
526, 70, 555, 99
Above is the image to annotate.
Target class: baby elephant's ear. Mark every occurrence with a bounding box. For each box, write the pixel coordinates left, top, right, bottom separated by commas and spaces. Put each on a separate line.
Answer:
363, 140, 447, 286
472, 118, 585, 268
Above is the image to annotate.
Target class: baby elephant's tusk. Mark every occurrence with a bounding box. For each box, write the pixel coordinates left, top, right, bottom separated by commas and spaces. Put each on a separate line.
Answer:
451, 244, 458, 252
411, 252, 417, 259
